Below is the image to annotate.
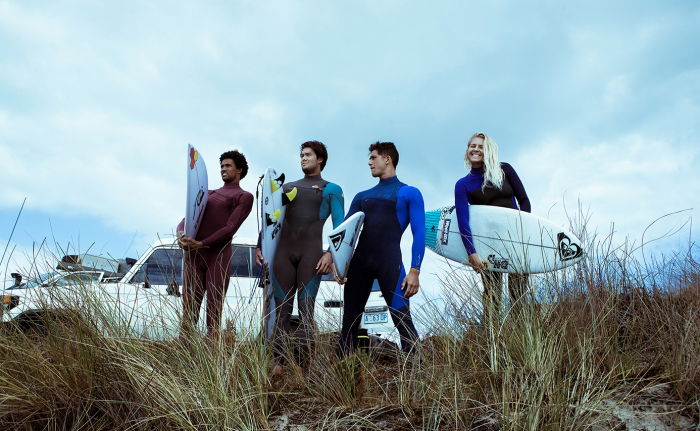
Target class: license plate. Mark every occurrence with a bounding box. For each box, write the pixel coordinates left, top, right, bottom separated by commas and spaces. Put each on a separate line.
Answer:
363, 312, 388, 324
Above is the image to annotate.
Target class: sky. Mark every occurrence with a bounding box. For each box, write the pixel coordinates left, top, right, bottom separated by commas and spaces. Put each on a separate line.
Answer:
1, 1, 698, 293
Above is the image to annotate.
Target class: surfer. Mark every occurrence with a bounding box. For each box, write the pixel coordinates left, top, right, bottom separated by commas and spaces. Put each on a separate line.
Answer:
176, 150, 254, 340
454, 132, 531, 326
254, 141, 345, 376
339, 142, 425, 356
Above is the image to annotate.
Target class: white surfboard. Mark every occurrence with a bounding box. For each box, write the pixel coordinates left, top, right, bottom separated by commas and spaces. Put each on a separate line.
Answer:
259, 168, 297, 340
327, 211, 365, 280
425, 205, 584, 274
185, 144, 208, 238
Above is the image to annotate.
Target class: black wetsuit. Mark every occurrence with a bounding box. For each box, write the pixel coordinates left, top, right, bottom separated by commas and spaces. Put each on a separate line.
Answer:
339, 176, 425, 355
266, 174, 344, 363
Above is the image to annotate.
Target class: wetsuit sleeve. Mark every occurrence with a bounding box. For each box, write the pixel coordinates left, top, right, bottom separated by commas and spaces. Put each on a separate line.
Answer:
256, 231, 262, 249
398, 186, 426, 270
199, 192, 254, 246
502, 163, 531, 213
454, 179, 476, 255
344, 194, 361, 221
328, 183, 345, 228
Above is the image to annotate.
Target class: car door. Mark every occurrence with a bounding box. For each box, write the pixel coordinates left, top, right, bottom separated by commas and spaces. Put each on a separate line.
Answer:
222, 244, 263, 335
123, 247, 183, 339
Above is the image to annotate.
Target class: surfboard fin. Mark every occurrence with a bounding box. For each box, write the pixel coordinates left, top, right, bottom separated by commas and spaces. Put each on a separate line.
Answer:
270, 173, 285, 193
282, 187, 298, 205
265, 209, 282, 226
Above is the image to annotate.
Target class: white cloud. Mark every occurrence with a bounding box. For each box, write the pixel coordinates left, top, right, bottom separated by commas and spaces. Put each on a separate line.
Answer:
515, 133, 699, 251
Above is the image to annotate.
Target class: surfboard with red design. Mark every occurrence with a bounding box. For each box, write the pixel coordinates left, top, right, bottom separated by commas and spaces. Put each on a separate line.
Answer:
425, 205, 584, 274
185, 144, 209, 238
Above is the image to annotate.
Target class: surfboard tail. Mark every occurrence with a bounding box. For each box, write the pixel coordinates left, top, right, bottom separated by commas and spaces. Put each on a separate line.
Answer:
424, 209, 442, 251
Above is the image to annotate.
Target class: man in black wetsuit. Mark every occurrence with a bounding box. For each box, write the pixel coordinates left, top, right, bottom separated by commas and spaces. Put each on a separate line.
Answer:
339, 142, 425, 356
255, 141, 345, 376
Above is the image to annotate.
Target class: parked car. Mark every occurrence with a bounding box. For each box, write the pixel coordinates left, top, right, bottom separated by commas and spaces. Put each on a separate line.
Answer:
1, 238, 396, 342
6, 270, 106, 290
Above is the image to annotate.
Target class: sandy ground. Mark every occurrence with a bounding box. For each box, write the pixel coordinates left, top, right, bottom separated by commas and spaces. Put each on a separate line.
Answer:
267, 382, 698, 431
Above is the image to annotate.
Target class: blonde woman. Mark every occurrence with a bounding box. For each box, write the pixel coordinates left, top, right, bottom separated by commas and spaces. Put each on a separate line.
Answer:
454, 133, 531, 325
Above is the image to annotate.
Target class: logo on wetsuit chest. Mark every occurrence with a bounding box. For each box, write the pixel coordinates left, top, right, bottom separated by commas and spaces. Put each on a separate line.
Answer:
330, 230, 346, 251
488, 254, 509, 270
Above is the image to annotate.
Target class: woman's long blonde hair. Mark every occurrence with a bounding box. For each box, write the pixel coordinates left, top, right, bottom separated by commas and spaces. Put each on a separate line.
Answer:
464, 132, 504, 190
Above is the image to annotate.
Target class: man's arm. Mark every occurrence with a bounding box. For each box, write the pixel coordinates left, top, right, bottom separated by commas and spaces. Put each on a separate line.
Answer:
344, 193, 361, 221
398, 186, 425, 298
328, 183, 345, 228
317, 183, 346, 275
198, 192, 254, 246
406, 187, 425, 270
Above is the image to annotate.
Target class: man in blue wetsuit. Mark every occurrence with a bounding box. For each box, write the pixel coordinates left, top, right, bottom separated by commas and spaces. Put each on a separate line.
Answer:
339, 142, 425, 356
255, 141, 345, 375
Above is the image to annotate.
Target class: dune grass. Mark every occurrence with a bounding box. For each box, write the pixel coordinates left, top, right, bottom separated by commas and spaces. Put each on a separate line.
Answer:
0, 237, 698, 430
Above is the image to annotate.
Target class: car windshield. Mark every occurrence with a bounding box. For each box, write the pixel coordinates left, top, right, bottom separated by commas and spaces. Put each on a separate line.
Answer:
10, 271, 102, 289
17, 272, 59, 289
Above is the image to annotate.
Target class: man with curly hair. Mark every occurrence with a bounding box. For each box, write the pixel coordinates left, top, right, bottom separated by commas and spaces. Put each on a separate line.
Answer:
177, 150, 254, 339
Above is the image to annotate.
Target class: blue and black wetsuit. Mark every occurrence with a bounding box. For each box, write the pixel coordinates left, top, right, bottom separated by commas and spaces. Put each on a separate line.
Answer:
268, 174, 344, 363
454, 162, 530, 324
340, 176, 425, 355
454, 162, 531, 255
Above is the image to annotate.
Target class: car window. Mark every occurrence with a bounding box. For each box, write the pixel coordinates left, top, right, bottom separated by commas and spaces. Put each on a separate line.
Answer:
54, 272, 101, 287
230, 245, 252, 277
131, 248, 183, 285
22, 272, 58, 288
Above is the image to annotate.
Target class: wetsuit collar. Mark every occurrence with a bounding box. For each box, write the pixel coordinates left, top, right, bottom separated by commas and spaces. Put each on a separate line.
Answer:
379, 175, 400, 186
222, 181, 241, 189
469, 167, 484, 176
304, 173, 322, 180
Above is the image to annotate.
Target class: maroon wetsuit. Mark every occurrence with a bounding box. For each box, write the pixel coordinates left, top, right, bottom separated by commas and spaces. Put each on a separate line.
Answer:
177, 182, 253, 337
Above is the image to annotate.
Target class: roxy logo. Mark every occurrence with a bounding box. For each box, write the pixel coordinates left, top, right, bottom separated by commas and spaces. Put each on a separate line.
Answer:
557, 233, 582, 261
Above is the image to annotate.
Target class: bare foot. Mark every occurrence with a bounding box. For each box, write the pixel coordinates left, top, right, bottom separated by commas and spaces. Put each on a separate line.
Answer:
271, 364, 284, 377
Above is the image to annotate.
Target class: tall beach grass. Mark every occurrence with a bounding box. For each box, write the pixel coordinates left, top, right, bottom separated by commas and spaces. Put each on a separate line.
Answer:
1, 229, 697, 430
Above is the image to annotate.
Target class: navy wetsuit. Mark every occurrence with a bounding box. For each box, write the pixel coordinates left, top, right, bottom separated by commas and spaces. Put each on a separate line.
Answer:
266, 175, 344, 363
454, 163, 530, 324
340, 176, 425, 355
454, 163, 530, 255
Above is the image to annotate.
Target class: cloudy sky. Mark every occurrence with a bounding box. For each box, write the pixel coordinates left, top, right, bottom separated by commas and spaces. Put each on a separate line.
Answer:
1, 1, 698, 287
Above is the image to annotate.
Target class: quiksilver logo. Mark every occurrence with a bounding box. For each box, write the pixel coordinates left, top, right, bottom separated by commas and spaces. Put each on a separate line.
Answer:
330, 230, 346, 251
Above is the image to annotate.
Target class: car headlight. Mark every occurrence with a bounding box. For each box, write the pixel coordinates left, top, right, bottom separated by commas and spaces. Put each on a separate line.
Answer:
1, 295, 19, 311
